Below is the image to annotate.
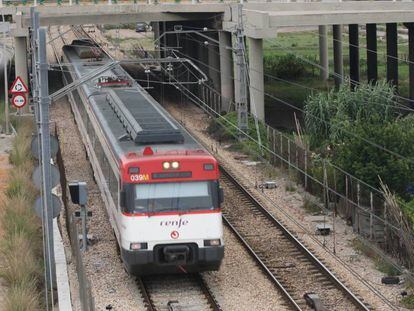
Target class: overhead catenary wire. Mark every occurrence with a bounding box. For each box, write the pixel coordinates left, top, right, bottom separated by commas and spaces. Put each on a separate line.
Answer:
264, 37, 414, 110
185, 31, 414, 113
162, 64, 403, 232
174, 36, 414, 166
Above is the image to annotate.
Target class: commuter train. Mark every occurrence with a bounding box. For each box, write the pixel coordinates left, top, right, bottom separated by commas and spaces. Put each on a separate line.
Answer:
62, 39, 224, 275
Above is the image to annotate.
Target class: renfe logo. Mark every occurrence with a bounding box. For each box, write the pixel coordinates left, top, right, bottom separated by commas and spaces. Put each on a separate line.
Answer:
160, 219, 189, 228
170, 231, 179, 239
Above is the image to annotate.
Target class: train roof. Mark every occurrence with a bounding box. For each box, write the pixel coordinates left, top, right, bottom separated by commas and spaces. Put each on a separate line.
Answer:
63, 42, 208, 162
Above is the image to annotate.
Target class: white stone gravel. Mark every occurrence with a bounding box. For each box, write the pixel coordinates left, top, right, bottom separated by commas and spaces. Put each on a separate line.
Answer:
164, 100, 408, 311
203, 227, 289, 311
51, 96, 146, 311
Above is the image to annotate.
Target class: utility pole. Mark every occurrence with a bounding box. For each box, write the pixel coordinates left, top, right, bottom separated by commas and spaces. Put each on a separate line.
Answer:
38, 26, 55, 296
2, 14, 10, 134
4, 47, 9, 134
234, 3, 249, 135
31, 11, 55, 308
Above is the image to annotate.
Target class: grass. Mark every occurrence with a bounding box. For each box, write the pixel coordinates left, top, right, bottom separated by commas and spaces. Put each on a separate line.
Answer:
401, 294, 414, 309
351, 238, 400, 276
5, 164, 37, 201
263, 30, 412, 113
0, 232, 41, 286
4, 281, 41, 311
285, 180, 297, 192
8, 120, 33, 166
0, 119, 43, 310
302, 193, 321, 214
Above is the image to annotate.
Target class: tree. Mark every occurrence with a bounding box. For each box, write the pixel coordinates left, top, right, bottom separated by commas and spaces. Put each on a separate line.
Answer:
334, 115, 414, 199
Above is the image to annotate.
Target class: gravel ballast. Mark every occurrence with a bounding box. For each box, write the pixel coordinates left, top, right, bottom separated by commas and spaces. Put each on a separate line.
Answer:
48, 26, 292, 310
164, 101, 405, 310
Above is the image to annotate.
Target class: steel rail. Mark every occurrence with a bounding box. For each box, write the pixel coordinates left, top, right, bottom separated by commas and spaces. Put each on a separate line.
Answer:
194, 273, 223, 311
220, 165, 371, 311
136, 277, 157, 311
223, 215, 302, 310
68, 25, 223, 311
138, 274, 222, 311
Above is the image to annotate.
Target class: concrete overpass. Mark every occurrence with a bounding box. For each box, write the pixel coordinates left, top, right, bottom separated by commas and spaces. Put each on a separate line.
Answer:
4, 1, 414, 120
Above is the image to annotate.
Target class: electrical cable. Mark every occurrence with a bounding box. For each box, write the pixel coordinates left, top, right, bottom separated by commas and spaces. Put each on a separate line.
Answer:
176, 37, 414, 165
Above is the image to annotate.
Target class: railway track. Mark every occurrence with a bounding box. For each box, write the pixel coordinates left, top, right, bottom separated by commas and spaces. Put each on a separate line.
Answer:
49, 25, 223, 311
137, 274, 221, 311
49, 24, 385, 311
220, 164, 371, 311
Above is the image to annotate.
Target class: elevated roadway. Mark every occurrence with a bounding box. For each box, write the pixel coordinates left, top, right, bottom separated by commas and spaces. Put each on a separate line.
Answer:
4, 1, 414, 120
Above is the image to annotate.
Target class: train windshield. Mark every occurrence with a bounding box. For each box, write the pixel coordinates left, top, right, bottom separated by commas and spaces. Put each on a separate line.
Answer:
134, 181, 216, 213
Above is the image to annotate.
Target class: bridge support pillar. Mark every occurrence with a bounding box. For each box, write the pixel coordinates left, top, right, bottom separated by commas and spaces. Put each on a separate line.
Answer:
349, 24, 360, 90
248, 37, 264, 121
232, 34, 241, 107
366, 23, 378, 83
14, 36, 29, 111
333, 25, 343, 88
386, 23, 398, 89
219, 31, 234, 112
318, 25, 329, 80
152, 22, 160, 58
405, 23, 414, 104
207, 33, 220, 93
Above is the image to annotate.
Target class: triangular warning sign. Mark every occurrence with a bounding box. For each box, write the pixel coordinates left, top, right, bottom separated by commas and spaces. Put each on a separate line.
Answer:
10, 76, 29, 94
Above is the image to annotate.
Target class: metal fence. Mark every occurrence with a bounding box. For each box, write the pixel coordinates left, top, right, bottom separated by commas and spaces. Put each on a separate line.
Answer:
56, 127, 95, 311
201, 83, 414, 269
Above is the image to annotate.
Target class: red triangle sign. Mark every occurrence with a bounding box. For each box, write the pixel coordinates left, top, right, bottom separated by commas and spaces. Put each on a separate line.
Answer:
10, 76, 29, 94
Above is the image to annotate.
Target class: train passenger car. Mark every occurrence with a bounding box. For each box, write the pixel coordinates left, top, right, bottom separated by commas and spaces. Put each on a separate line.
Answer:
62, 39, 224, 275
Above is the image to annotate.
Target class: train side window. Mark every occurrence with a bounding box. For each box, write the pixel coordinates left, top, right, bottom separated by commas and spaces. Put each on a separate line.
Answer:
109, 168, 118, 207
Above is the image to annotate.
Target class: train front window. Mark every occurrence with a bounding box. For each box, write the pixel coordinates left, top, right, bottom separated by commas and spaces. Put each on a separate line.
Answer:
134, 181, 216, 213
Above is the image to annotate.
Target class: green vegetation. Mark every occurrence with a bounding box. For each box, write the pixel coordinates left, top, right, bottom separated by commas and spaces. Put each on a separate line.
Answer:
285, 180, 297, 192
207, 111, 269, 158
305, 81, 414, 203
351, 238, 400, 276
302, 193, 321, 214
401, 294, 414, 309
263, 30, 411, 110
0, 120, 43, 311
264, 54, 307, 80
103, 23, 136, 31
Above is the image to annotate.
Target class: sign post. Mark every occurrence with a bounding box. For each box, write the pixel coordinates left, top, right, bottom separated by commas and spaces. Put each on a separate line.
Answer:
9, 76, 29, 94
9, 76, 29, 113
11, 94, 27, 109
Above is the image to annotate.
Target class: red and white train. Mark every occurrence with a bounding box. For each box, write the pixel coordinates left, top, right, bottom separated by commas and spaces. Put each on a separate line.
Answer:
62, 39, 224, 275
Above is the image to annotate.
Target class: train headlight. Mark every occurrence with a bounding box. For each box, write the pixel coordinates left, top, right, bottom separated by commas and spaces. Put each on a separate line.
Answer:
128, 167, 140, 174
203, 163, 214, 171
204, 239, 221, 247
163, 162, 170, 170
171, 161, 180, 169
130, 242, 148, 250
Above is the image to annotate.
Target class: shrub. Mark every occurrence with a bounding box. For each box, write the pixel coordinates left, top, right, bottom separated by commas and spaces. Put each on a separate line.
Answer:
0, 232, 41, 286
285, 180, 297, 192
304, 80, 396, 148
401, 294, 414, 309
5, 164, 36, 201
4, 280, 40, 311
1, 197, 41, 253
302, 193, 321, 214
264, 53, 307, 79
8, 120, 33, 167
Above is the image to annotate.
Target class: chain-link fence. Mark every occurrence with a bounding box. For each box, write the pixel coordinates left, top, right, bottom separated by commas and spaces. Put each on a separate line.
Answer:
201, 83, 414, 269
